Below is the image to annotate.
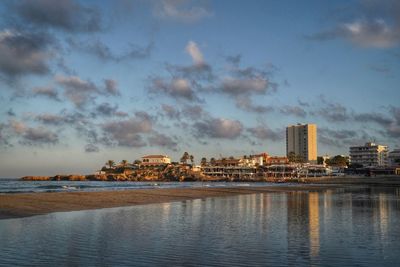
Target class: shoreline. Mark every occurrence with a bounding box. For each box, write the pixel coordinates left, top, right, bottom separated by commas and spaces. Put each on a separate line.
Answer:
1, 177, 400, 220
0, 185, 339, 220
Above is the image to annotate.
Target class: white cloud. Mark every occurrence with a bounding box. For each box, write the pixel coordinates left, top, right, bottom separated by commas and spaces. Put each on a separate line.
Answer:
342, 19, 399, 48
185, 41, 204, 65
221, 77, 268, 95
194, 117, 243, 139
55, 75, 99, 108
149, 77, 199, 101
154, 0, 212, 23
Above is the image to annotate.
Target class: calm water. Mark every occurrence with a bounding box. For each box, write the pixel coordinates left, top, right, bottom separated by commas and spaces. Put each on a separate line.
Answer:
1, 186, 400, 266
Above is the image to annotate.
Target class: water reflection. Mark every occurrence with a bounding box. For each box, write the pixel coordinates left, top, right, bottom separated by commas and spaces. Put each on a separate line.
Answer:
0, 186, 399, 266
309, 192, 320, 258
379, 193, 389, 241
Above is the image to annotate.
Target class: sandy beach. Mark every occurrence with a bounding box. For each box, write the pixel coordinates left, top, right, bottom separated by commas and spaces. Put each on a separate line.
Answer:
1, 176, 399, 220
0, 185, 336, 220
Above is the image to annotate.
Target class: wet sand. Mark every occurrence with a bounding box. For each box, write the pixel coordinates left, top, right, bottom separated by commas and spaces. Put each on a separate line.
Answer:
1, 176, 399, 220
0, 185, 333, 220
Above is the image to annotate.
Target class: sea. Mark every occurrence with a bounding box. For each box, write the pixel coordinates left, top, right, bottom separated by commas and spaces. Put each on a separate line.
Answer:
0, 179, 400, 266
0, 178, 288, 194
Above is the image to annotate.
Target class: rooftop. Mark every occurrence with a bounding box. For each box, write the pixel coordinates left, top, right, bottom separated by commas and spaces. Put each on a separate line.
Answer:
142, 155, 169, 159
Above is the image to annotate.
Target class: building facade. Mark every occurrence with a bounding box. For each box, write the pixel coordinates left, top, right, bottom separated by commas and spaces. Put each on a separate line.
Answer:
286, 124, 317, 163
141, 155, 171, 165
388, 149, 400, 166
349, 142, 388, 167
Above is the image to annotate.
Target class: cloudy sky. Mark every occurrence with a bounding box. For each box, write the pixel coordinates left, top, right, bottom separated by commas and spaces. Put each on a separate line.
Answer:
0, 0, 399, 177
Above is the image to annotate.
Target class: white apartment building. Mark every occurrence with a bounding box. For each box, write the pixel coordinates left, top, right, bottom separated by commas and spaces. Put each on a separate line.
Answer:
349, 142, 388, 167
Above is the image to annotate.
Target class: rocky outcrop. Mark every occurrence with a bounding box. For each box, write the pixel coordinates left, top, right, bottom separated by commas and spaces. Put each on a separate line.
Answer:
86, 174, 107, 181
52, 175, 86, 181
21, 176, 51, 181
20, 165, 207, 182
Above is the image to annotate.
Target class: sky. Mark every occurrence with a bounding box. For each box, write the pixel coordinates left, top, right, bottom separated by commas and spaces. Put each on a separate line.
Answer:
0, 0, 399, 177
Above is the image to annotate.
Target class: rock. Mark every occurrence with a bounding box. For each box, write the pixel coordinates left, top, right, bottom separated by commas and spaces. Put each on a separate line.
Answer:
67, 175, 86, 181
21, 176, 51, 181
106, 174, 129, 181
51, 175, 64, 181
86, 174, 107, 181
50, 175, 86, 181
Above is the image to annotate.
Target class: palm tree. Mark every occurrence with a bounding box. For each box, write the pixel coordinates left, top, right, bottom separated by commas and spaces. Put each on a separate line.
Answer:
190, 155, 194, 165
288, 152, 304, 163
201, 157, 207, 166
180, 151, 190, 164
210, 157, 216, 165
106, 160, 115, 169
120, 159, 128, 167
288, 152, 296, 163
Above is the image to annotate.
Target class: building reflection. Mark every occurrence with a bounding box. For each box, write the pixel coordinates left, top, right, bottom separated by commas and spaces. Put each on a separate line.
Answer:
379, 193, 388, 241
308, 192, 320, 258
323, 190, 333, 222
286, 192, 309, 264
160, 202, 172, 226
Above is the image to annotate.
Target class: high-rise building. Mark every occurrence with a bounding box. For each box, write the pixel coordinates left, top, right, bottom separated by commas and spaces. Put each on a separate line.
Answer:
350, 142, 388, 167
286, 124, 317, 163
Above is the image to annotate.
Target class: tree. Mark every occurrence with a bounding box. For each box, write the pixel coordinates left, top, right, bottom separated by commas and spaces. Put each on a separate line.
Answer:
180, 151, 190, 164
326, 155, 348, 167
288, 152, 304, 163
133, 160, 141, 165
201, 157, 207, 166
317, 156, 324, 165
288, 152, 296, 163
210, 157, 216, 165
190, 155, 194, 165
120, 160, 128, 167
106, 160, 115, 169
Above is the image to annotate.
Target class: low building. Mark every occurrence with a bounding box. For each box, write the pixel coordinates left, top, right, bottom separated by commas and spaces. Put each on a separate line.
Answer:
202, 157, 258, 179
212, 158, 241, 167
265, 156, 289, 165
349, 142, 388, 167
242, 155, 264, 166
141, 155, 171, 166
201, 165, 258, 180
388, 149, 400, 166
252, 153, 288, 165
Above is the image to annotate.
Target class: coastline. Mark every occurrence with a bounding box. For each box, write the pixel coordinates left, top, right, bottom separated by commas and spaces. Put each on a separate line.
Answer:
0, 185, 336, 220
1, 176, 400, 220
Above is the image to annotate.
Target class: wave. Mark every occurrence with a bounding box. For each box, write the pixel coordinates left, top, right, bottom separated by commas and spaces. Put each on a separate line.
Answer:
37, 185, 66, 189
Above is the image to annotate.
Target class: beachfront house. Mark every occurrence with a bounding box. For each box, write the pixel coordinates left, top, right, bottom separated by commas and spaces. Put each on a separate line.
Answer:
141, 155, 171, 166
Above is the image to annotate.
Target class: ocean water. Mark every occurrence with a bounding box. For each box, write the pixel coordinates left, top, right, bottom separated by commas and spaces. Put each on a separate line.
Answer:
0, 179, 291, 194
0, 186, 399, 266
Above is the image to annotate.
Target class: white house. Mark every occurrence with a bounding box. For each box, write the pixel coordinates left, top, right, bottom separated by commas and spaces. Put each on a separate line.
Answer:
141, 155, 171, 165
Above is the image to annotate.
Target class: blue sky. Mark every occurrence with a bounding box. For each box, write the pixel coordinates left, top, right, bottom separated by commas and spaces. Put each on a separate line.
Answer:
0, 0, 399, 177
